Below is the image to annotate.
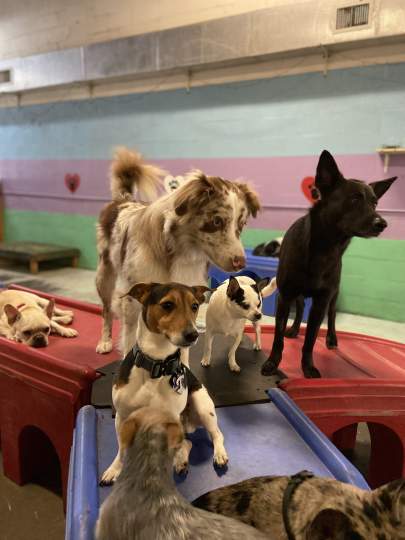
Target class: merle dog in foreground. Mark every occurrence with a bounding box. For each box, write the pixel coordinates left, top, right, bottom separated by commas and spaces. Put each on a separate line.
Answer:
261, 150, 397, 378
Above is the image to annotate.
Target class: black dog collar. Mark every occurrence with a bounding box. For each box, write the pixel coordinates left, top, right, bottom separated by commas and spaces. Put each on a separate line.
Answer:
282, 470, 314, 540
132, 346, 182, 379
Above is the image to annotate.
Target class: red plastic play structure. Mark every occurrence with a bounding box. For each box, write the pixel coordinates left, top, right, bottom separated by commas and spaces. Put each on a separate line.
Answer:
0, 285, 118, 504
246, 326, 405, 487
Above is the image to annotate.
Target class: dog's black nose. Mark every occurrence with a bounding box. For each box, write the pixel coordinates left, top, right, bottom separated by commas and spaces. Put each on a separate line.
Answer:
372, 217, 387, 233
254, 313, 262, 321
183, 330, 199, 344
32, 335, 46, 348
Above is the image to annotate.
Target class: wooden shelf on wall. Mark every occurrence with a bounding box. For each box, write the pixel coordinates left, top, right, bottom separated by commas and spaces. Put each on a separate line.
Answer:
377, 147, 405, 173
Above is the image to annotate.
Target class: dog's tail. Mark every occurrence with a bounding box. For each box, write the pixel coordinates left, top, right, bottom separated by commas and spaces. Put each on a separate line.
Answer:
110, 147, 164, 202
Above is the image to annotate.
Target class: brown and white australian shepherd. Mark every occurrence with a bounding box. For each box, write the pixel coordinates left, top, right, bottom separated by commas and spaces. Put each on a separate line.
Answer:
96, 148, 260, 355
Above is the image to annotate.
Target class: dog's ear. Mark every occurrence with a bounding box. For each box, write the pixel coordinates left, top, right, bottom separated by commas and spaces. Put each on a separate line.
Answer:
173, 171, 215, 216
191, 286, 212, 304
126, 283, 157, 304
235, 183, 261, 218
306, 508, 356, 539
369, 177, 397, 200
4, 304, 21, 325
45, 299, 55, 319
226, 276, 240, 298
165, 421, 184, 449
373, 478, 405, 525
315, 150, 344, 195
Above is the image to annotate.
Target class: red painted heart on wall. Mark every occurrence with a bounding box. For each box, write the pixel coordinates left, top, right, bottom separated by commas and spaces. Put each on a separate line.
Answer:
65, 173, 80, 193
301, 176, 320, 204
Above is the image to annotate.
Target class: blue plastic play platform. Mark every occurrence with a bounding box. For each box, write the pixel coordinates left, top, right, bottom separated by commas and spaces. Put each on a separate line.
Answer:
65, 389, 368, 540
208, 248, 311, 320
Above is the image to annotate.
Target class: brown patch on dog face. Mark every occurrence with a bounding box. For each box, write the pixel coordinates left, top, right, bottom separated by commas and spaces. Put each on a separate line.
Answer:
234, 183, 261, 218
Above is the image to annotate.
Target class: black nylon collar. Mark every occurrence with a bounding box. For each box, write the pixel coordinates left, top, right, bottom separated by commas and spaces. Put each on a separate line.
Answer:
282, 471, 314, 540
132, 346, 182, 379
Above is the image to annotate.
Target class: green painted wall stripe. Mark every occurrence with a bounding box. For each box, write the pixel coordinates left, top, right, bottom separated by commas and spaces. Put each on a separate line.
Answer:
4, 209, 98, 269
4, 211, 404, 322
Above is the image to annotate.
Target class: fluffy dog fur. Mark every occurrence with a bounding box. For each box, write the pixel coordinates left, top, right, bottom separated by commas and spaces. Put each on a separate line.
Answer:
96, 147, 260, 356
193, 474, 405, 539
95, 407, 268, 540
0, 290, 78, 346
201, 276, 276, 372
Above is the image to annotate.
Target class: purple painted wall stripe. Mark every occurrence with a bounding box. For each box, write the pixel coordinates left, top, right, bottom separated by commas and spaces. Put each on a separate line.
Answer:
1, 154, 404, 238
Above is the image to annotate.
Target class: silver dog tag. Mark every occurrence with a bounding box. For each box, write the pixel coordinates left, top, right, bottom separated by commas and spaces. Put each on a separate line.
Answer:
169, 370, 186, 394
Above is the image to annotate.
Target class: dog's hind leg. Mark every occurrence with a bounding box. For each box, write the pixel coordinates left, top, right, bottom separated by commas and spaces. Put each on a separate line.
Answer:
261, 294, 290, 376
326, 291, 338, 349
301, 295, 329, 378
187, 387, 228, 468
96, 256, 117, 354
285, 296, 304, 338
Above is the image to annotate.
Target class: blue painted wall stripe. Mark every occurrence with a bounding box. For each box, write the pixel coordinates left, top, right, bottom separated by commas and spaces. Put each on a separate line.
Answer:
1, 63, 405, 160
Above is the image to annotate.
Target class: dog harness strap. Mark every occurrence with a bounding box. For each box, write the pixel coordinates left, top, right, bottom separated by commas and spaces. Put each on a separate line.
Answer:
132, 346, 182, 379
282, 470, 314, 540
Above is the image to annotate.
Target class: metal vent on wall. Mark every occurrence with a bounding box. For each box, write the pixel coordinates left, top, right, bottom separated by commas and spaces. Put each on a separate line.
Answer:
336, 3, 370, 29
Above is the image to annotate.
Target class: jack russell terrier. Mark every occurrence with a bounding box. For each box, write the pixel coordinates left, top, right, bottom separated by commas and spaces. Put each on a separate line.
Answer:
100, 281, 228, 485
201, 276, 276, 373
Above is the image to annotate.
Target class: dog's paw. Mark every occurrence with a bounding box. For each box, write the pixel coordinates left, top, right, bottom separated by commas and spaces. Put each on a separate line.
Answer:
57, 315, 73, 325
96, 339, 113, 354
201, 357, 211, 367
229, 363, 241, 373
213, 448, 229, 468
261, 358, 279, 376
63, 328, 78, 338
173, 455, 189, 475
303, 366, 321, 379
326, 333, 338, 349
99, 464, 121, 486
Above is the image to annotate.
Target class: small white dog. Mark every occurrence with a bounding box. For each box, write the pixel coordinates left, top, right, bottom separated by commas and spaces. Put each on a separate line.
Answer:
0, 290, 78, 347
201, 276, 277, 373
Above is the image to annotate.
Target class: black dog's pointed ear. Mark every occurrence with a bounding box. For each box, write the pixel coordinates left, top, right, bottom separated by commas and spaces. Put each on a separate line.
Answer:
315, 150, 344, 194
226, 276, 240, 298
369, 177, 397, 200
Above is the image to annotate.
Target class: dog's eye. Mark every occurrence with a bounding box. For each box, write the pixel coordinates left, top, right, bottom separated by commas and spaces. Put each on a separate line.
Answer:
191, 303, 199, 312
351, 193, 363, 203
161, 301, 174, 311
23, 330, 32, 338
43, 326, 50, 333
213, 216, 223, 228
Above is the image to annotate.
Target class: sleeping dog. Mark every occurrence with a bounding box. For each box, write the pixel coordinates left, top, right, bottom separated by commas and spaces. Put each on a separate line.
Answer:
0, 289, 78, 347
96, 147, 260, 356
100, 281, 228, 485
201, 276, 276, 373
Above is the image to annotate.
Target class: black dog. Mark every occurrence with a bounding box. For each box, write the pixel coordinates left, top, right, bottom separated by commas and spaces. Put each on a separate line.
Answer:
261, 150, 397, 378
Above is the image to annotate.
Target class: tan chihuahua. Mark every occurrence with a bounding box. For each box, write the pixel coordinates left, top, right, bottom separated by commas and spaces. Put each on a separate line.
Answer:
0, 290, 78, 347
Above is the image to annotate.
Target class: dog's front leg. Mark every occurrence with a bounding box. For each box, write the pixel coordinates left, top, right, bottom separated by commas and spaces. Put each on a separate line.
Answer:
120, 299, 141, 355
228, 333, 243, 372
326, 290, 339, 349
261, 294, 290, 376
50, 320, 78, 338
188, 387, 228, 468
100, 413, 124, 485
301, 295, 329, 378
201, 328, 214, 367
253, 321, 261, 351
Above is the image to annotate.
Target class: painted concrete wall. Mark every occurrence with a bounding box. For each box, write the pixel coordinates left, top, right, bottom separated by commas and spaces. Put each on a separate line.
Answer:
0, 0, 296, 61
1, 63, 404, 320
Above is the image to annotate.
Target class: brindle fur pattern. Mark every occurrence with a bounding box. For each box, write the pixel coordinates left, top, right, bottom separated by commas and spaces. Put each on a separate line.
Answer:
193, 475, 405, 540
